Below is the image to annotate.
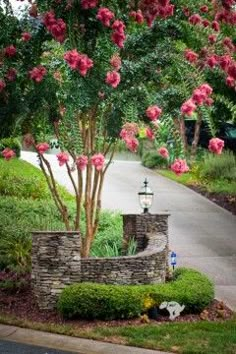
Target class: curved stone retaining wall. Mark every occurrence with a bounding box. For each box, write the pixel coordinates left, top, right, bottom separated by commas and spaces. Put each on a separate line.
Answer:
31, 213, 169, 310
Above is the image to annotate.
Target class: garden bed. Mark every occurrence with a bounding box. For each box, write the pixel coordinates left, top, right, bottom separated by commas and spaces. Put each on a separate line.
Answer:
0, 284, 233, 326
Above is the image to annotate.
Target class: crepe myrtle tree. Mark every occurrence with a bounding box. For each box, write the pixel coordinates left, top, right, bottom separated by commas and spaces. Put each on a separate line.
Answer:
1, 0, 225, 256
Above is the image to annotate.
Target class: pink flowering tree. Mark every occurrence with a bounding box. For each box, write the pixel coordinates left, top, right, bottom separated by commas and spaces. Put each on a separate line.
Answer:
0, 0, 173, 257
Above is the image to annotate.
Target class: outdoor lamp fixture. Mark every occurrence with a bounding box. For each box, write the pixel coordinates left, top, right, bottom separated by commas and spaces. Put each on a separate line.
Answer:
138, 178, 154, 214
171, 251, 177, 270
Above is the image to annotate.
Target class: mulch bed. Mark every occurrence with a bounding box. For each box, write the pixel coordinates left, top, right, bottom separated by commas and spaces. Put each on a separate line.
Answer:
0, 286, 234, 328
188, 185, 236, 216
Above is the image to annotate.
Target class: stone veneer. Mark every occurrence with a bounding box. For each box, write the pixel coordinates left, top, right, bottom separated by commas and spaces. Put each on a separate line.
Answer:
31, 213, 169, 310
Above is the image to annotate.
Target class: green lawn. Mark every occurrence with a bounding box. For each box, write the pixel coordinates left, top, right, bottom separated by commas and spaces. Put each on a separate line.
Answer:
0, 313, 235, 354
158, 170, 236, 196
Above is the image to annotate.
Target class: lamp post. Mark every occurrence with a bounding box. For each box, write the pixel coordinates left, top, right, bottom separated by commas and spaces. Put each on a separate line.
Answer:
171, 251, 177, 270
138, 178, 154, 214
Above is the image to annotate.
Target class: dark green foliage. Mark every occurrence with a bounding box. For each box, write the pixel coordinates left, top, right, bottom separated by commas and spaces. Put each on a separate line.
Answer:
200, 151, 236, 181
146, 268, 214, 313
0, 137, 21, 157
58, 268, 214, 320
57, 283, 145, 320
142, 150, 168, 169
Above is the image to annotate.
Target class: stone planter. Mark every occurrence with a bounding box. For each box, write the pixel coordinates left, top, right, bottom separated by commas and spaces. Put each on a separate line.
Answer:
31, 214, 170, 310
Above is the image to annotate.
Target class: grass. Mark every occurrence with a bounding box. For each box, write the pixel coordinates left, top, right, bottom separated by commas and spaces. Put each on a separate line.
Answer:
0, 312, 235, 354
159, 169, 236, 195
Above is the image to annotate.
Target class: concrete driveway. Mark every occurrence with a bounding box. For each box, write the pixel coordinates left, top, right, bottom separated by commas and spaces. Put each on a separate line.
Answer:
21, 152, 236, 310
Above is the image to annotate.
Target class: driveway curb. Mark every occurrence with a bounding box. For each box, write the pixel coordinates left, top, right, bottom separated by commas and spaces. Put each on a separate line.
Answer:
0, 324, 171, 354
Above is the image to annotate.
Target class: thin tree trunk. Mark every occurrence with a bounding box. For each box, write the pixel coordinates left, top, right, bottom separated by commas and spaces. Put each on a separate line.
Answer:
179, 117, 188, 153
191, 113, 202, 158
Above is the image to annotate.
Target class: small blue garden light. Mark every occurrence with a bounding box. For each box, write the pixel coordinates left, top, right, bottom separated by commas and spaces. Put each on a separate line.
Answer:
171, 251, 177, 270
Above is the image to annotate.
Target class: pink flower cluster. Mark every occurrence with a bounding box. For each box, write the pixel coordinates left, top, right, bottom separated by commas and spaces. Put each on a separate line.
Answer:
0, 79, 6, 93
111, 20, 126, 48
171, 158, 189, 176
146, 127, 155, 140
4, 45, 17, 57
29, 65, 47, 83
36, 143, 50, 154
43, 11, 66, 43
129, 10, 144, 24
208, 138, 224, 155
76, 155, 88, 171
120, 123, 139, 152
139, 0, 174, 27
1, 148, 15, 161
181, 83, 213, 116
57, 152, 69, 166
97, 7, 114, 27
91, 153, 105, 171
81, 0, 98, 10
158, 147, 169, 159
76, 154, 105, 171
146, 105, 162, 121
184, 49, 198, 63
22, 32, 32, 42
105, 71, 120, 88
64, 49, 93, 76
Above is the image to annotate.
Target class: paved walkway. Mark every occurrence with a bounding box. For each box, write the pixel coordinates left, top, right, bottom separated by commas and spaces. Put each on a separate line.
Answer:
0, 324, 170, 354
21, 152, 236, 310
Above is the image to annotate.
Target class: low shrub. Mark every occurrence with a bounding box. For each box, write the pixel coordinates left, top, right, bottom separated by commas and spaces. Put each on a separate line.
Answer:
200, 151, 236, 181
0, 270, 30, 291
142, 150, 168, 169
57, 283, 145, 320
0, 137, 21, 158
57, 268, 214, 320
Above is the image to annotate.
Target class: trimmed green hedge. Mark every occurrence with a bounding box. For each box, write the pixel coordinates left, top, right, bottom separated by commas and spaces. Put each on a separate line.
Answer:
58, 268, 214, 320
57, 283, 145, 320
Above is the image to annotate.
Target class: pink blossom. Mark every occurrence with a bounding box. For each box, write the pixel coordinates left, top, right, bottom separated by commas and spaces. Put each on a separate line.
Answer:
212, 20, 220, 31
189, 14, 202, 25
208, 138, 224, 155
130, 10, 144, 24
76, 155, 88, 171
125, 137, 139, 152
228, 62, 236, 80
57, 152, 69, 166
181, 99, 196, 116
202, 19, 210, 27
171, 159, 189, 176
4, 45, 16, 57
36, 143, 50, 154
50, 19, 67, 43
207, 55, 218, 68
1, 148, 15, 161
97, 7, 114, 27
91, 153, 105, 171
146, 127, 155, 140
192, 88, 207, 105
146, 105, 162, 121
205, 97, 214, 106
105, 71, 121, 88
219, 55, 232, 71
184, 49, 199, 63
0, 79, 6, 92
81, 0, 98, 9
29, 65, 47, 83
64, 50, 93, 76
158, 147, 169, 159
111, 31, 126, 48
223, 37, 235, 51
199, 83, 213, 96
208, 34, 217, 44
22, 32, 32, 41
200, 5, 208, 13
226, 76, 235, 87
